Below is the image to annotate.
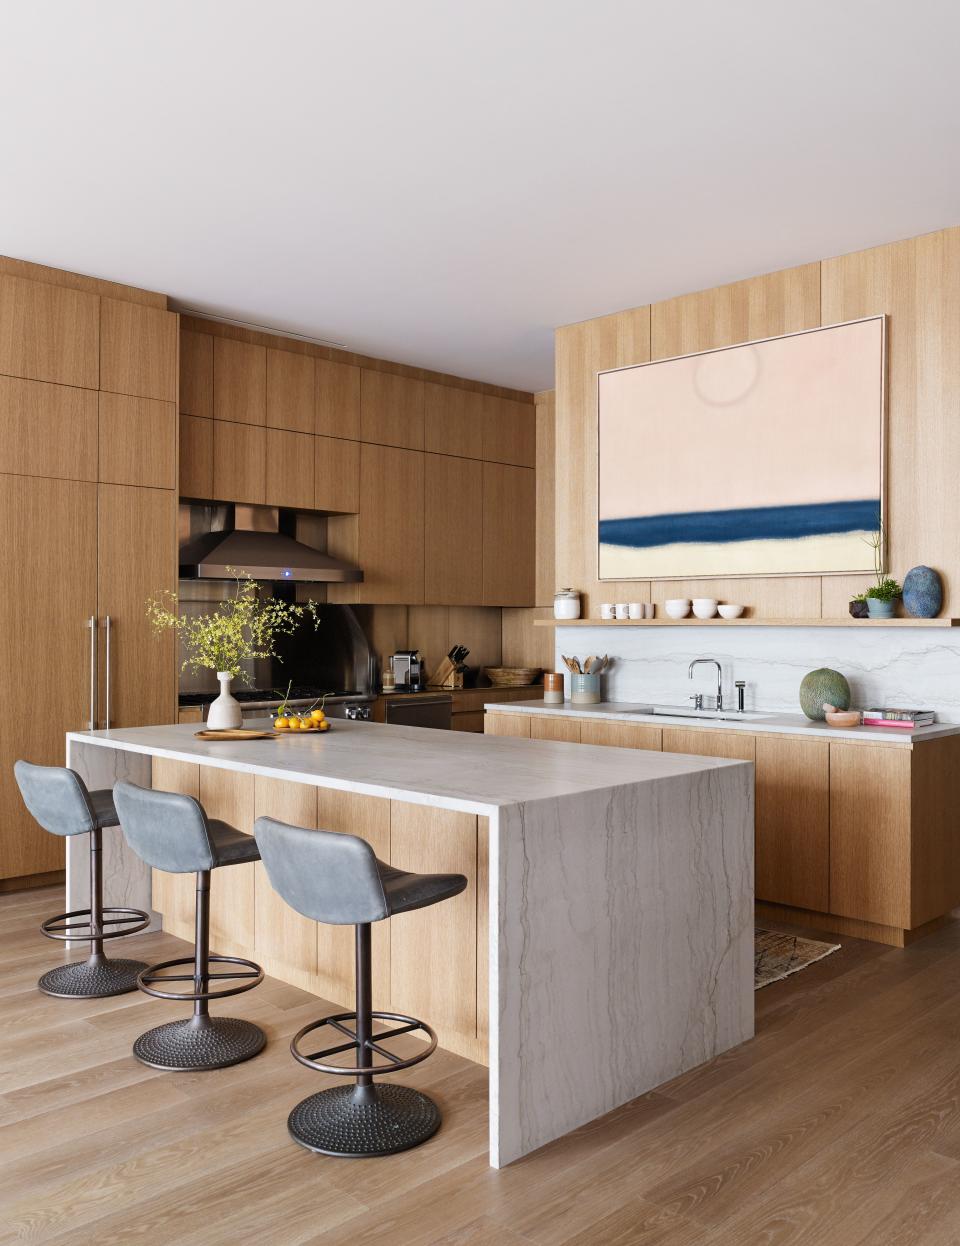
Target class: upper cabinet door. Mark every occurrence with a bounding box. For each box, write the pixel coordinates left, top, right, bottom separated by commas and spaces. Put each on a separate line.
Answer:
180, 412, 214, 500
315, 435, 360, 513
360, 370, 425, 450
266, 348, 315, 433
265, 428, 314, 510
98, 393, 177, 490
482, 463, 535, 606
424, 383, 484, 459
0, 375, 97, 481
316, 358, 360, 440
180, 329, 213, 417
357, 443, 425, 604
425, 453, 482, 605
214, 338, 266, 425
0, 274, 99, 388
213, 421, 266, 504
100, 300, 178, 401
481, 395, 536, 467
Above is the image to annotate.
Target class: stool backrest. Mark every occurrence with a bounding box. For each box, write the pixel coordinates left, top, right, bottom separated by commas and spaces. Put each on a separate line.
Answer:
114, 781, 219, 873
254, 816, 390, 925
14, 761, 98, 837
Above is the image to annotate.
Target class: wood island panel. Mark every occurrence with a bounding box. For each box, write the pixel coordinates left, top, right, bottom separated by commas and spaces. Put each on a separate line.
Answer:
253, 778, 319, 987
150, 758, 201, 935
200, 768, 256, 952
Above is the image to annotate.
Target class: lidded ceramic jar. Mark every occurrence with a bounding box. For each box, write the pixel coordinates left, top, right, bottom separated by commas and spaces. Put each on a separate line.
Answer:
554, 588, 581, 621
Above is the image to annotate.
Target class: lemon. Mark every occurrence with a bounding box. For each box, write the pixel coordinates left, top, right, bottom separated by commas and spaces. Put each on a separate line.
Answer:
318, 720, 331, 732
310, 709, 325, 721
274, 717, 289, 729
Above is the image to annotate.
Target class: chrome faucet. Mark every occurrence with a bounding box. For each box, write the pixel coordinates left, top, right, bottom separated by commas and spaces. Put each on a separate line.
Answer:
688, 658, 723, 712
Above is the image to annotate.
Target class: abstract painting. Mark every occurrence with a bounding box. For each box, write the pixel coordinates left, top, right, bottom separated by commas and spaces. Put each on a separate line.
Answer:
598, 316, 885, 579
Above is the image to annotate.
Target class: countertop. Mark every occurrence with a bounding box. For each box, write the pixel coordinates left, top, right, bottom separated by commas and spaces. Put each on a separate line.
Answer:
483, 700, 960, 744
67, 718, 748, 818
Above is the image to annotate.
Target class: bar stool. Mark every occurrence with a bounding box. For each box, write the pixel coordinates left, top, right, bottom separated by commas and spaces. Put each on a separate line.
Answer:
113, 781, 266, 1072
255, 815, 467, 1158
14, 761, 150, 998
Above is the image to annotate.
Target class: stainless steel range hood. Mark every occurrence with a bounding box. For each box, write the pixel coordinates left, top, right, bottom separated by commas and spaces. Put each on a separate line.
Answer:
179, 504, 363, 583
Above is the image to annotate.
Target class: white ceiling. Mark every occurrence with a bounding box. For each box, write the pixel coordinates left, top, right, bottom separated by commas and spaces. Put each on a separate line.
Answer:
2, 1, 958, 392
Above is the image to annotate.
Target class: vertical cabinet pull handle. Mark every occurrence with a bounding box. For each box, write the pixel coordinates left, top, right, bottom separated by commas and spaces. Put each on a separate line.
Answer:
88, 616, 98, 731
104, 616, 112, 731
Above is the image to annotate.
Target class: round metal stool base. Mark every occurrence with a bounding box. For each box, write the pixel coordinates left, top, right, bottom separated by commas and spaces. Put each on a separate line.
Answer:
38, 957, 148, 999
288, 1084, 441, 1158
133, 1016, 266, 1072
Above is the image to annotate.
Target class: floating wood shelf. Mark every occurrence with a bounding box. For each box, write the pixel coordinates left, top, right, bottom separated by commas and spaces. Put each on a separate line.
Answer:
534, 617, 960, 628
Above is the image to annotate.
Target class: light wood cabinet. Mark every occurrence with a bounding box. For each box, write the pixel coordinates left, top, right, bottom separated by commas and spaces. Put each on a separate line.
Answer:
98, 393, 176, 489
100, 300, 178, 401
97, 485, 177, 729
360, 369, 424, 449
266, 348, 315, 433
579, 720, 662, 751
355, 443, 425, 604
179, 414, 213, 499
530, 716, 581, 743
265, 428, 314, 510
0, 376, 97, 481
316, 358, 360, 440
200, 768, 256, 952
179, 329, 213, 417
424, 453, 482, 606
482, 462, 535, 606
755, 736, 829, 912
661, 727, 756, 761
0, 274, 99, 388
213, 421, 266, 504
214, 337, 266, 425
315, 435, 360, 512
253, 779, 319, 985
150, 759, 200, 930
0, 475, 97, 880
424, 383, 484, 458
482, 395, 536, 467
484, 712, 532, 738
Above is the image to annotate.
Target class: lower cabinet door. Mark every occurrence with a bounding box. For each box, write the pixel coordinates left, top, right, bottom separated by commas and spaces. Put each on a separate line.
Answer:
755, 736, 829, 911
530, 715, 581, 743
484, 712, 531, 738
579, 720, 662, 751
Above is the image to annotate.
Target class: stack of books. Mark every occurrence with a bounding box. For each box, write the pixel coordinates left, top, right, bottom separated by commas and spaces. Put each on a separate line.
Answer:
861, 708, 936, 729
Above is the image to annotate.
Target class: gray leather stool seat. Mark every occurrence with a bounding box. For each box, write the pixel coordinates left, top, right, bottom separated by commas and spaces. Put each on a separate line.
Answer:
14, 761, 150, 998
113, 782, 266, 1072
255, 815, 467, 1158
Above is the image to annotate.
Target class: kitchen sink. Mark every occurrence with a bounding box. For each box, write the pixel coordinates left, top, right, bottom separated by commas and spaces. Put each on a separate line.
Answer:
647, 705, 775, 722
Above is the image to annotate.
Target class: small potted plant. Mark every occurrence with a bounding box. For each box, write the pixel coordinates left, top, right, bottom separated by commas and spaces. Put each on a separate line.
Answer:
865, 576, 902, 619
146, 569, 318, 729
848, 592, 869, 619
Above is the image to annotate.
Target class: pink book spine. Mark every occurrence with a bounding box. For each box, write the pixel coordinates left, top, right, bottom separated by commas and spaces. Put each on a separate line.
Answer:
861, 717, 918, 728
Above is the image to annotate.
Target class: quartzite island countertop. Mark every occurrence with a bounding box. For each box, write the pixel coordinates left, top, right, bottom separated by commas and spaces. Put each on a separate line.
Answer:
65, 719, 754, 1168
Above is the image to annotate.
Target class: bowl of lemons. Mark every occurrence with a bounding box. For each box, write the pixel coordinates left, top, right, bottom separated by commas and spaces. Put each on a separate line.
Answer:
271, 685, 332, 734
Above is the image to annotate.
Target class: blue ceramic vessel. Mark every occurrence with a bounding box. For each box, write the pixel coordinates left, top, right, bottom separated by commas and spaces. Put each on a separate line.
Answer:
902, 565, 943, 618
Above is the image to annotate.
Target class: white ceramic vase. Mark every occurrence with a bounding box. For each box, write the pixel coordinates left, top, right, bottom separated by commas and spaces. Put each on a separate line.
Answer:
207, 672, 242, 729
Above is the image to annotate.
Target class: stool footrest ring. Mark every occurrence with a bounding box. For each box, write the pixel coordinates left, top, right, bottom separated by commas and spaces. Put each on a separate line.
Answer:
291, 1010, 437, 1076
137, 954, 264, 1002
41, 906, 150, 942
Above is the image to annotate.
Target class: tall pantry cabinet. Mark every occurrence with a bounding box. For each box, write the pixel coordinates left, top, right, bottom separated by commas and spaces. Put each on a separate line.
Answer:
0, 269, 178, 883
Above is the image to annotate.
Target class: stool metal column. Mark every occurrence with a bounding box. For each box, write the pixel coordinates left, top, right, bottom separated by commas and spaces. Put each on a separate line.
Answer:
14, 761, 149, 997
114, 781, 266, 1071
255, 815, 467, 1157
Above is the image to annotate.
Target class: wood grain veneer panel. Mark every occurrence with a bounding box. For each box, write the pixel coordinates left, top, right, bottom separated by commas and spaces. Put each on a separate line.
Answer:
390, 801, 481, 1061
200, 768, 256, 952
98, 393, 176, 489
213, 420, 266, 504
315, 357, 360, 440
830, 742, 911, 929
0, 274, 99, 388
425, 453, 483, 605
213, 337, 266, 425
151, 759, 201, 933
530, 715, 581, 743
755, 735, 829, 911
482, 395, 536, 467
424, 382, 484, 458
314, 789, 391, 1007
661, 727, 756, 761
266, 347, 315, 433
483, 711, 531, 738
265, 428, 314, 510
477, 815, 489, 1048
179, 413, 213, 499
482, 463, 535, 605
253, 778, 319, 983
360, 369, 424, 449
179, 328, 213, 417
535, 390, 556, 607
355, 443, 424, 604
315, 434, 359, 512
0, 376, 97, 481
910, 735, 960, 927
100, 299, 178, 401
579, 720, 661, 751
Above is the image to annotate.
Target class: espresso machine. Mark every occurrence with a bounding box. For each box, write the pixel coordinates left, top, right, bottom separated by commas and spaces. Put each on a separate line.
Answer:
388, 650, 425, 691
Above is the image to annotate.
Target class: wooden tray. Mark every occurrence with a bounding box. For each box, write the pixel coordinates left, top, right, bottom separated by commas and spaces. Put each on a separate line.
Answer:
272, 724, 332, 735
194, 728, 274, 741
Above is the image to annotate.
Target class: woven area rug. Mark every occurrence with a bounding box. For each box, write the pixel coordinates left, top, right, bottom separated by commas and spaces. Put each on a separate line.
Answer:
755, 928, 841, 990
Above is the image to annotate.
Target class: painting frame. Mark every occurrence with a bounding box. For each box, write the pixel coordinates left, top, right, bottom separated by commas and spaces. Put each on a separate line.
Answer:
595, 315, 887, 582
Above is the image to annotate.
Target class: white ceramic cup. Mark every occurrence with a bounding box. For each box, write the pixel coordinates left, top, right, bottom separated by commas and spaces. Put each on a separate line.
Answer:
615, 603, 629, 620
600, 602, 615, 619
628, 602, 643, 619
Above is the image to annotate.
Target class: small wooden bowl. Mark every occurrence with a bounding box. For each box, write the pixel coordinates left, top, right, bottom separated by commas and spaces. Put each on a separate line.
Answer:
484, 666, 541, 687
824, 710, 861, 728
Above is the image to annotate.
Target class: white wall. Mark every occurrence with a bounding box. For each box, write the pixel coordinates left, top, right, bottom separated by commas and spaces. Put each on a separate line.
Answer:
555, 624, 960, 721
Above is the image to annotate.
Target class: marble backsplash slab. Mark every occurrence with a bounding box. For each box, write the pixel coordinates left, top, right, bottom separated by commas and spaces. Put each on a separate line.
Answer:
555, 626, 960, 722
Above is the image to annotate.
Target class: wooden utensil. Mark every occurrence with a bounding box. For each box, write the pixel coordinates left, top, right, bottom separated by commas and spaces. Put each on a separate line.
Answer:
583, 655, 597, 674
194, 729, 273, 741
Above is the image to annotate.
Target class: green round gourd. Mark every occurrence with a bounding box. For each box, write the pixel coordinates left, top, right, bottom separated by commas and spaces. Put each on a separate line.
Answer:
799, 668, 851, 721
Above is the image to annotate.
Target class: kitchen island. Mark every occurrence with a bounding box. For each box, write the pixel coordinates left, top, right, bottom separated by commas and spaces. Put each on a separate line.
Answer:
66, 719, 753, 1167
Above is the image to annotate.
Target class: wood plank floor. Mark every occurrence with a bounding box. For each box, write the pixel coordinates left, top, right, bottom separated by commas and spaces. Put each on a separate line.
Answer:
4, 888, 960, 1244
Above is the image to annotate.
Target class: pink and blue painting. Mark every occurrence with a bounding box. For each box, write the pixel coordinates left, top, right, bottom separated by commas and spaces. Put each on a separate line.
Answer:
598, 316, 885, 579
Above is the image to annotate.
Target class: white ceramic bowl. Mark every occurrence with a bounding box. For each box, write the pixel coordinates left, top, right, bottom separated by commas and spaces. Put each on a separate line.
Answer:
718, 603, 745, 619
664, 598, 691, 619
692, 598, 719, 619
